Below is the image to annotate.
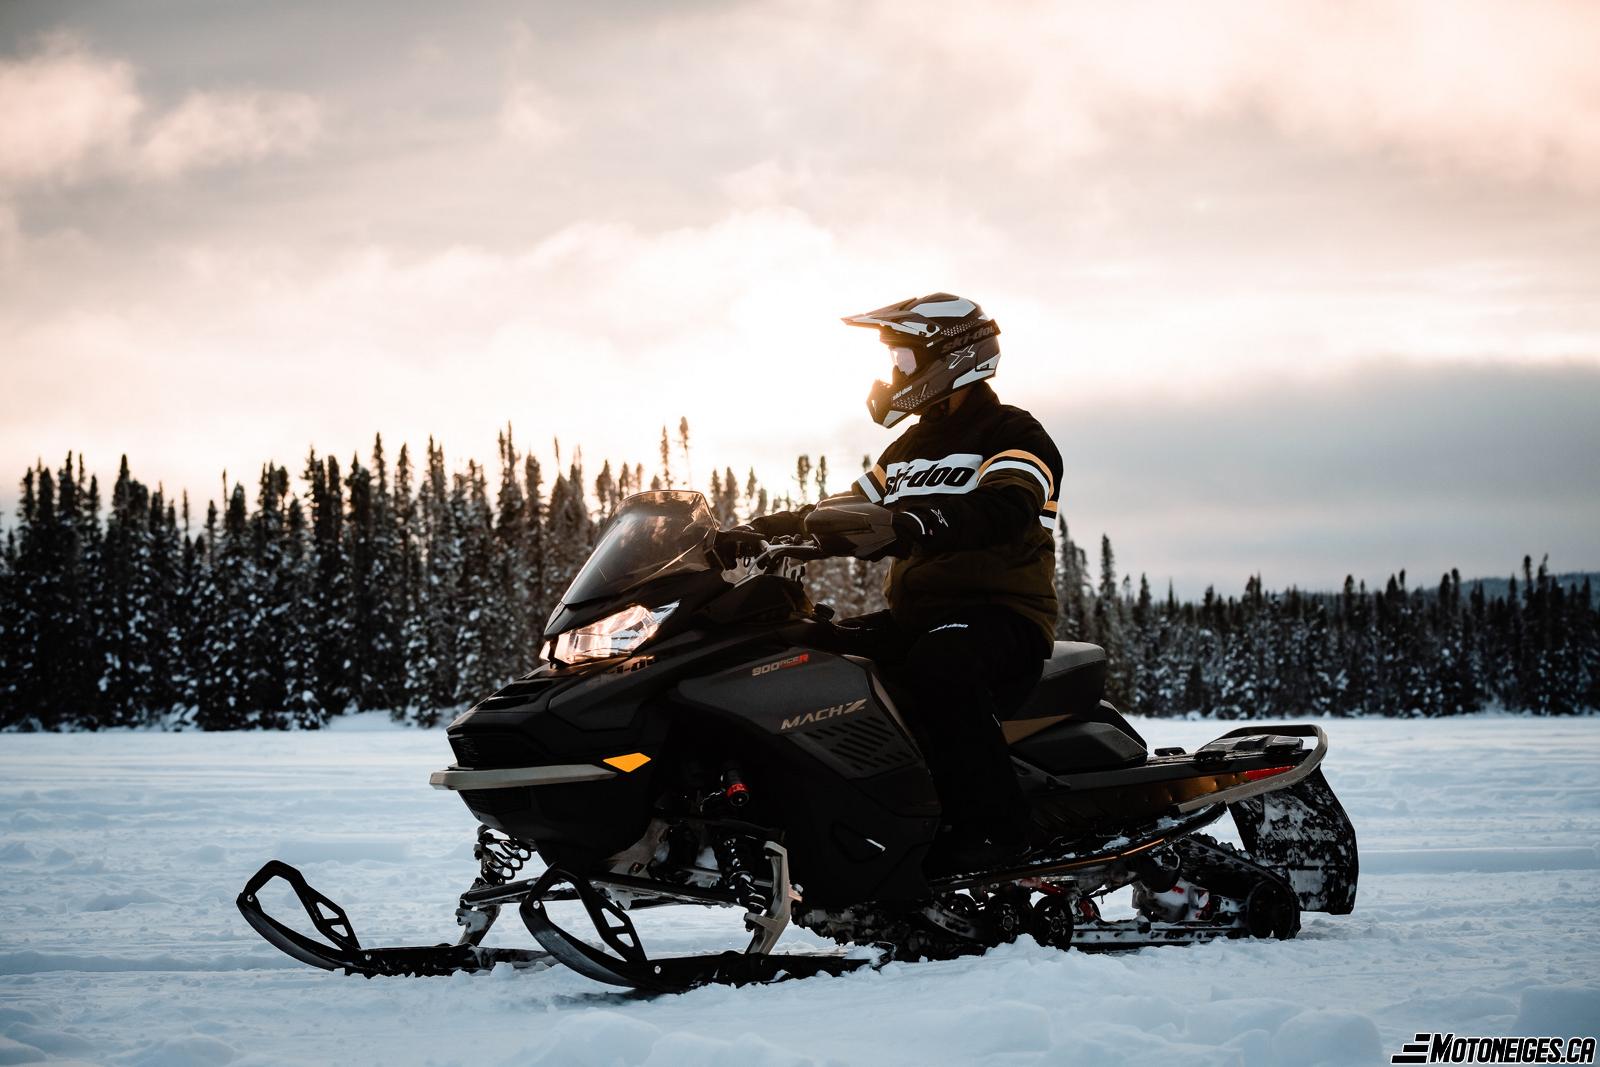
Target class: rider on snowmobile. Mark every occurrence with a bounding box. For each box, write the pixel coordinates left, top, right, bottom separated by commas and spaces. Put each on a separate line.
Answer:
730, 293, 1064, 866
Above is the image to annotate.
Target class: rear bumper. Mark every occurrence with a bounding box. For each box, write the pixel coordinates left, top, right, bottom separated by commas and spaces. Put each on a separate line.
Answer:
1174, 724, 1327, 812
429, 764, 618, 791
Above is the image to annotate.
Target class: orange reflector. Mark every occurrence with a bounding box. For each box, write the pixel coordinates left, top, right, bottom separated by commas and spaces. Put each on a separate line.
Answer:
603, 752, 651, 773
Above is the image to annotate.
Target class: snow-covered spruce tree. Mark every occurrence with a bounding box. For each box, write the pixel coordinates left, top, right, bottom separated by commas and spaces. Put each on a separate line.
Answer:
242, 465, 292, 728
491, 429, 535, 680
719, 466, 741, 527
544, 461, 594, 609
345, 443, 404, 712
453, 460, 504, 701
1093, 535, 1134, 708
1576, 575, 1600, 710
279, 494, 321, 727
1303, 597, 1338, 718
98, 457, 154, 725
393, 443, 434, 723
9, 459, 101, 728
1209, 585, 1252, 720
144, 489, 186, 723
1053, 523, 1089, 641
522, 454, 550, 639
364, 436, 406, 711
305, 452, 353, 720
0, 523, 19, 725
1131, 574, 1167, 715
594, 459, 620, 526
418, 439, 462, 714
191, 484, 251, 729
168, 494, 205, 724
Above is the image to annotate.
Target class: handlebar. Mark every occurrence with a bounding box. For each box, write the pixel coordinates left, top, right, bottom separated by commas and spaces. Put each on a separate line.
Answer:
754, 538, 829, 571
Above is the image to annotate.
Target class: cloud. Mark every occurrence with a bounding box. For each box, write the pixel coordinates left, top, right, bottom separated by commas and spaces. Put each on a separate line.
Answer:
0, 35, 319, 188
1000, 0, 1600, 185
499, 81, 564, 147
0, 35, 141, 185
516, 0, 1600, 187
137, 90, 320, 178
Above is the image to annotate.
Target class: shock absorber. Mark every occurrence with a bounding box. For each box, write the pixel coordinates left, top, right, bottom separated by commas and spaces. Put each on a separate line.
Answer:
713, 835, 766, 915
720, 761, 750, 810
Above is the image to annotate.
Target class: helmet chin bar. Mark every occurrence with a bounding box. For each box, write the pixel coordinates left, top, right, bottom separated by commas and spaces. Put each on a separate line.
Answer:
866, 379, 912, 428
864, 332, 1001, 428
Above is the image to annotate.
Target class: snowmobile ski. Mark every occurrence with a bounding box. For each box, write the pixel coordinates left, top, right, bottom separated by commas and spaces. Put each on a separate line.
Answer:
236, 859, 553, 978
520, 848, 877, 992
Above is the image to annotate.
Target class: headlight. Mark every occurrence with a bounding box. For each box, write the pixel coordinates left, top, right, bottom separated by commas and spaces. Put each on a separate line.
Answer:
549, 601, 678, 665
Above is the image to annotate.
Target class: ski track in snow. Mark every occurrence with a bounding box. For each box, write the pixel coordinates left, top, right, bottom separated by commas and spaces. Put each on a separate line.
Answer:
1, 717, 1597, 1066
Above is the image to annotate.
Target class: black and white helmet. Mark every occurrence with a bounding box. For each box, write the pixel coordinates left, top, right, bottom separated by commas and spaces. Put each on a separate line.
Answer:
843, 293, 1001, 428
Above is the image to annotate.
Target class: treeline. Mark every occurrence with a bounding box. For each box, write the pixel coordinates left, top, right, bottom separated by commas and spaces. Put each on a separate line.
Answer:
1, 436, 1596, 729
1056, 535, 1599, 717
0, 431, 879, 730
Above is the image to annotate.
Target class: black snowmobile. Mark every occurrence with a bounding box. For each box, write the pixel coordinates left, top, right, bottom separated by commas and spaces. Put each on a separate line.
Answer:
239, 490, 1358, 991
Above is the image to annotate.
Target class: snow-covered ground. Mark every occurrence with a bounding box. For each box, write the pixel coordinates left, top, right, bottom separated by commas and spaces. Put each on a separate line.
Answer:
2, 717, 1598, 1067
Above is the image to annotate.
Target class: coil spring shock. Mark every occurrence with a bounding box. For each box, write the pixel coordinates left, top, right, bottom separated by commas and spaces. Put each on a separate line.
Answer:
713, 835, 767, 915
474, 826, 534, 886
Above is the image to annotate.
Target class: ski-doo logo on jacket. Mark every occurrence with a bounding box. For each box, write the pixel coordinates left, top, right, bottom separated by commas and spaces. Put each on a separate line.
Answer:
880, 454, 981, 501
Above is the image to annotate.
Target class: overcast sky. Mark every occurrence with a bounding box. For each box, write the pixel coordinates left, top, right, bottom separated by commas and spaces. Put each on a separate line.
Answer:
2, 0, 1596, 595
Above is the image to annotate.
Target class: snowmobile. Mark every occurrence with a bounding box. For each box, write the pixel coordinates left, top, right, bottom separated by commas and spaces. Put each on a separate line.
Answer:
238, 490, 1358, 991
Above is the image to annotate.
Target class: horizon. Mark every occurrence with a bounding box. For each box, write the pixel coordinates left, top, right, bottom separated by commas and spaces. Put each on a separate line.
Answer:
3, 1, 1597, 597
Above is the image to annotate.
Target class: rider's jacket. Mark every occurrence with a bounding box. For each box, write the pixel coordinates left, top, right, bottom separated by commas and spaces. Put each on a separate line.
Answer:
852, 383, 1063, 651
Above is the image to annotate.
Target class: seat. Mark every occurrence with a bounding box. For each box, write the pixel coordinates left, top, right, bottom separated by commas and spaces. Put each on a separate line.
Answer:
1003, 642, 1108, 722
1000, 642, 1148, 771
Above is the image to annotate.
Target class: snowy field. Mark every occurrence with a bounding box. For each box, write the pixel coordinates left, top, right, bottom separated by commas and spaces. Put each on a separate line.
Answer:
2, 717, 1598, 1067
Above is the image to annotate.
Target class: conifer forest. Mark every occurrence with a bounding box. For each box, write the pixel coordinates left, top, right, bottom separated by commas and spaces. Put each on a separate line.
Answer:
2, 428, 1596, 730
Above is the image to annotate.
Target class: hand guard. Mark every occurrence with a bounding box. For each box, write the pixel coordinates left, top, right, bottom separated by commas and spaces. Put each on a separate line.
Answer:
745, 509, 811, 539
802, 500, 908, 561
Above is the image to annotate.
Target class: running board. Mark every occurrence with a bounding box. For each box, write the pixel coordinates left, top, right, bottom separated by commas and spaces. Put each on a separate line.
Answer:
932, 804, 1228, 890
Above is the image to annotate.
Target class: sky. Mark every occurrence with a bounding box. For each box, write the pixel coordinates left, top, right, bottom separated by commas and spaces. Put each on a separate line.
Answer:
1, 0, 1597, 596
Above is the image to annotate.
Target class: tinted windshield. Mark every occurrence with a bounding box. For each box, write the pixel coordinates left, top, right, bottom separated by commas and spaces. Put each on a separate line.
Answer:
558, 491, 719, 606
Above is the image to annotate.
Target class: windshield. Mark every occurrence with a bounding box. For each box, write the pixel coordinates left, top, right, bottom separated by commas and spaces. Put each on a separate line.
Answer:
557, 491, 719, 607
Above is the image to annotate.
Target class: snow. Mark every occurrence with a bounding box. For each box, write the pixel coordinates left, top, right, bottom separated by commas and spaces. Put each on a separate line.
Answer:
1, 718, 1597, 1066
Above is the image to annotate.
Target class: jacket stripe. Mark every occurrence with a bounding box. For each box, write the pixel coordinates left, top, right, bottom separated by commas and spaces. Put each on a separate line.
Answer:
855, 465, 886, 503
977, 449, 1055, 498
980, 458, 1051, 497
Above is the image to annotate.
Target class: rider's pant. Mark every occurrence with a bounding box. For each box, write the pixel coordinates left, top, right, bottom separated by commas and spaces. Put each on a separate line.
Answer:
839, 607, 1046, 838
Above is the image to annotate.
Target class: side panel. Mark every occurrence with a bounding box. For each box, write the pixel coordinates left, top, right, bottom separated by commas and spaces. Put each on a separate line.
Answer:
675, 649, 939, 904
680, 651, 921, 783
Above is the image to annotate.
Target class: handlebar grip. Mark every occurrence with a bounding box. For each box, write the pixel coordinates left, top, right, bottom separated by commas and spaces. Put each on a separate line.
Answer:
755, 542, 829, 570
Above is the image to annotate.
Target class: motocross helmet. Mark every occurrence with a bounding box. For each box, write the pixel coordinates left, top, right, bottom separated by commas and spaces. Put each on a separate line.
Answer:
844, 293, 1001, 428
